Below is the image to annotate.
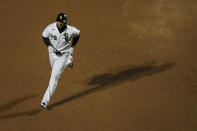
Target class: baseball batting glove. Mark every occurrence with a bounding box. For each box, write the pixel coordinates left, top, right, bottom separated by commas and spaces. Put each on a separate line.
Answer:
48, 46, 62, 55
48, 46, 54, 52
54, 50, 62, 55
68, 47, 74, 55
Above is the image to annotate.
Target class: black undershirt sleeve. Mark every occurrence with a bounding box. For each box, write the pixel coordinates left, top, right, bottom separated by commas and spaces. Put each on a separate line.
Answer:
71, 34, 80, 47
42, 37, 51, 47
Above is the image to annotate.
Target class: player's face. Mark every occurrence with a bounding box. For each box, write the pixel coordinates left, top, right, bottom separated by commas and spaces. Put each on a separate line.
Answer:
57, 21, 65, 28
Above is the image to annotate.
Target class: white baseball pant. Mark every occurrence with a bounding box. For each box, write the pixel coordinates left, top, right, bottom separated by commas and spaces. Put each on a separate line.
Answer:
41, 52, 72, 106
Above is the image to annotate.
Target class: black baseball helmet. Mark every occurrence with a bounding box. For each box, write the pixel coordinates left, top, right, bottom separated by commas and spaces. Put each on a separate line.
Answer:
56, 13, 67, 25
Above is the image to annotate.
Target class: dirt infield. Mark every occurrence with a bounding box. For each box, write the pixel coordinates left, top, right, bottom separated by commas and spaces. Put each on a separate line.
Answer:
0, 0, 197, 130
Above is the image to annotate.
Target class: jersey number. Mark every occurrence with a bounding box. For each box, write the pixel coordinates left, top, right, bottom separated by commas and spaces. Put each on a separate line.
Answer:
51, 35, 57, 40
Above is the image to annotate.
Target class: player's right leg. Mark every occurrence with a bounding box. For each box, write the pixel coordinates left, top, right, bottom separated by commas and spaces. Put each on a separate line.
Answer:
41, 57, 67, 107
49, 53, 55, 68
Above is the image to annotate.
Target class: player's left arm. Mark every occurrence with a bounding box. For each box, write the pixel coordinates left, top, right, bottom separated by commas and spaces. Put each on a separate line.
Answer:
71, 34, 80, 47
71, 27, 80, 47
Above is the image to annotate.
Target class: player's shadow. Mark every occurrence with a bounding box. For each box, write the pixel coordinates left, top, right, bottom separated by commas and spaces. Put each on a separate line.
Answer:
0, 108, 41, 121
0, 94, 37, 113
48, 62, 176, 110
0, 94, 41, 121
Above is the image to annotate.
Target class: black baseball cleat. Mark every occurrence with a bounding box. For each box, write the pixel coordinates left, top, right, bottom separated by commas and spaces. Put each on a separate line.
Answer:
40, 102, 47, 109
68, 62, 73, 68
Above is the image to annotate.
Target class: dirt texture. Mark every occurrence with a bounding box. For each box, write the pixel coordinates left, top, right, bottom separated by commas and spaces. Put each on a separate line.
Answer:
0, 0, 197, 131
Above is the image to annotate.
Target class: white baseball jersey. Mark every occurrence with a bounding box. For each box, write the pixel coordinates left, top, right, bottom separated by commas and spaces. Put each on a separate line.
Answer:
42, 22, 80, 52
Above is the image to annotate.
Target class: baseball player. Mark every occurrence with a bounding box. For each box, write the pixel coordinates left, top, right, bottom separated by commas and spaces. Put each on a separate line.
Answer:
40, 13, 80, 109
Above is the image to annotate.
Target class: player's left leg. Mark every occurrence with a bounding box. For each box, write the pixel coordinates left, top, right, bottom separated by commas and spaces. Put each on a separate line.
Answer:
66, 54, 73, 67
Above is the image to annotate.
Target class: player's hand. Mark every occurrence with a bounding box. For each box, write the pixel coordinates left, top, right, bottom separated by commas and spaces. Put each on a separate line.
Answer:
54, 49, 62, 55
68, 47, 74, 55
48, 46, 54, 52
48, 46, 62, 55
55, 50, 62, 55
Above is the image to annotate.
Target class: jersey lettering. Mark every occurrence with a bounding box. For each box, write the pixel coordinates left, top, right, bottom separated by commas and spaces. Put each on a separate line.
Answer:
64, 33, 69, 42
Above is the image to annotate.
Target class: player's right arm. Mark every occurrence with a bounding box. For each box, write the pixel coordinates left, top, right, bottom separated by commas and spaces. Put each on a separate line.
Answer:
42, 25, 61, 55
42, 37, 51, 47
42, 25, 52, 47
